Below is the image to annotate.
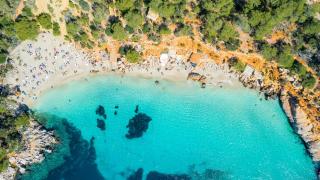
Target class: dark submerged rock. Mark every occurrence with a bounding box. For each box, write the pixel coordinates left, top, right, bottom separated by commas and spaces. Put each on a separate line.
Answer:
96, 105, 106, 119
127, 168, 143, 180
126, 113, 152, 139
96, 119, 106, 131
115, 105, 119, 109
114, 111, 118, 115
146, 171, 191, 180
199, 169, 227, 179
134, 105, 139, 114
201, 82, 206, 88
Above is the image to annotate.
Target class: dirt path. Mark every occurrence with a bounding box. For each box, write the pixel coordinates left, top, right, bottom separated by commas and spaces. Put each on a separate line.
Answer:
15, 0, 25, 18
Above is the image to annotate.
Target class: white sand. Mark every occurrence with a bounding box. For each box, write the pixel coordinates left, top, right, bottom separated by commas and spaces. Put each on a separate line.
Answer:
4, 33, 242, 106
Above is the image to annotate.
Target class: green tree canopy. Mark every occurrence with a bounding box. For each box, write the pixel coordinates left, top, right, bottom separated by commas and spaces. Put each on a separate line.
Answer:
115, 0, 134, 11
53, 22, 61, 36
124, 10, 144, 29
158, 24, 171, 35
15, 17, 40, 40
277, 52, 294, 68
37, 13, 52, 29
261, 43, 278, 61
174, 24, 193, 36
218, 23, 239, 42
119, 45, 141, 63
107, 22, 127, 41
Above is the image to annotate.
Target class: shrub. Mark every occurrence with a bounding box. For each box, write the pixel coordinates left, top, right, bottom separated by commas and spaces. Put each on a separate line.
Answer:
126, 50, 140, 63
0, 159, 8, 173
261, 44, 278, 61
0, 54, 7, 64
110, 22, 127, 40
37, 13, 52, 29
15, 115, 29, 129
277, 52, 294, 68
229, 57, 246, 72
147, 33, 161, 43
119, 45, 141, 63
66, 21, 80, 37
115, 0, 134, 11
218, 23, 239, 42
21, 6, 33, 17
158, 24, 171, 35
125, 25, 134, 34
291, 60, 307, 77
53, 22, 61, 36
142, 23, 151, 33
174, 24, 193, 36
92, 2, 109, 24
225, 38, 240, 51
79, 0, 90, 11
301, 74, 316, 89
15, 17, 40, 40
124, 10, 144, 29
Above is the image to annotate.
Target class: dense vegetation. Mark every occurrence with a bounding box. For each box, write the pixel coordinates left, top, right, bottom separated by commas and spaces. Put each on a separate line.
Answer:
0, 1, 36, 172
0, 90, 31, 172
62, 0, 318, 88
0, 0, 319, 83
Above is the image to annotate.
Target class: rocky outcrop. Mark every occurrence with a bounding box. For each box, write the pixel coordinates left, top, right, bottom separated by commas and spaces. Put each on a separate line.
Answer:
0, 121, 57, 179
187, 72, 206, 83
280, 89, 320, 162
239, 65, 278, 99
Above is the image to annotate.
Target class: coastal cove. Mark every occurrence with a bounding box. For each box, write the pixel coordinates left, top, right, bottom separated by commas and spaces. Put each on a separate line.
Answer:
19, 74, 316, 179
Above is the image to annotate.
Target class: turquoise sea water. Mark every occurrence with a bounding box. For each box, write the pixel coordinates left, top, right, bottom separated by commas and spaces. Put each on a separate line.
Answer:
22, 75, 316, 179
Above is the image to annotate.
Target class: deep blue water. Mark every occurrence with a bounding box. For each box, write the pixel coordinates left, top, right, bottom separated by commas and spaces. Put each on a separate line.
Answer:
20, 75, 316, 179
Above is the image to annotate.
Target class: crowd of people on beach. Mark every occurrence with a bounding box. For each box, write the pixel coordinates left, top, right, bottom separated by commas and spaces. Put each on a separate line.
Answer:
5, 33, 241, 105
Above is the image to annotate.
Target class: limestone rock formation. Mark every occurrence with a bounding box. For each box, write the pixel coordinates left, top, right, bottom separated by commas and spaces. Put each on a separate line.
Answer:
280, 90, 320, 161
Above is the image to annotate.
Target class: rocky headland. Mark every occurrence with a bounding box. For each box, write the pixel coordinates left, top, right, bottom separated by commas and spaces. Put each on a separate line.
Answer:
0, 86, 57, 179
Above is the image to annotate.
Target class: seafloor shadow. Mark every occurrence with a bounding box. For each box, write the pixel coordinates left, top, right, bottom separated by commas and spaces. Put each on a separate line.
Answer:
17, 112, 104, 180
18, 112, 229, 180
125, 167, 229, 180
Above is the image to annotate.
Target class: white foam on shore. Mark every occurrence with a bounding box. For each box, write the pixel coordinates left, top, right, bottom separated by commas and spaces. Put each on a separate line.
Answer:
4, 33, 242, 107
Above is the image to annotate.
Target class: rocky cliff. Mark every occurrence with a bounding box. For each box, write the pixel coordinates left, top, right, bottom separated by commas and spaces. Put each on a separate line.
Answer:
280, 89, 320, 162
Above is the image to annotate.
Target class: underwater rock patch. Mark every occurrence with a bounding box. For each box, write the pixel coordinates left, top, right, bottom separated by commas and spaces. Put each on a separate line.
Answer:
125, 113, 152, 139
127, 168, 143, 180
146, 171, 191, 180
200, 169, 227, 179
134, 105, 139, 114
18, 117, 104, 180
96, 105, 106, 119
96, 119, 106, 131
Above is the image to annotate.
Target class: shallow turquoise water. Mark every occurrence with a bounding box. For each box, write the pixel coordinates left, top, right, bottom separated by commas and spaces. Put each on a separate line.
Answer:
28, 75, 316, 179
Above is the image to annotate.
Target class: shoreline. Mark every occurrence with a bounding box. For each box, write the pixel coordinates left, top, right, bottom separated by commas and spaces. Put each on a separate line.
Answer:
29, 70, 244, 108
4, 33, 242, 107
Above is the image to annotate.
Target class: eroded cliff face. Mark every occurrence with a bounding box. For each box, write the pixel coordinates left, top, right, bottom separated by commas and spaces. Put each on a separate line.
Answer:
280, 90, 320, 162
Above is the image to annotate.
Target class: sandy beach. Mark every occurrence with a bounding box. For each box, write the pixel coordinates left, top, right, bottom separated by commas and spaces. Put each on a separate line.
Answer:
4, 33, 242, 106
